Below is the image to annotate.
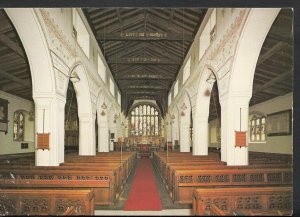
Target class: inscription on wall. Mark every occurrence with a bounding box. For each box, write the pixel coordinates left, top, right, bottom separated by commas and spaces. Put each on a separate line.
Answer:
121, 32, 167, 38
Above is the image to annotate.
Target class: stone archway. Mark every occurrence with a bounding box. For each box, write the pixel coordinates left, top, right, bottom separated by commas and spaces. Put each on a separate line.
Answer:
221, 8, 280, 165
69, 63, 96, 156
5, 9, 63, 166
193, 65, 219, 155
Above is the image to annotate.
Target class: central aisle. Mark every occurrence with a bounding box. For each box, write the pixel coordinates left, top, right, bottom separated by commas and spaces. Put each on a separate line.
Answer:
124, 157, 162, 211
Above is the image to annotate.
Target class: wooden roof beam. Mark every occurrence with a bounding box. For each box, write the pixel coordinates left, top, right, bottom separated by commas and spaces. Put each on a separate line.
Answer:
146, 12, 183, 33
0, 34, 25, 58
125, 85, 168, 90
0, 23, 13, 34
117, 75, 173, 80
257, 42, 286, 65
107, 56, 182, 65
253, 69, 293, 94
95, 13, 145, 33
97, 32, 193, 42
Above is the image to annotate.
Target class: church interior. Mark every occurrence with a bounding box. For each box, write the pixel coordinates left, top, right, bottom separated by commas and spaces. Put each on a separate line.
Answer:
0, 7, 294, 216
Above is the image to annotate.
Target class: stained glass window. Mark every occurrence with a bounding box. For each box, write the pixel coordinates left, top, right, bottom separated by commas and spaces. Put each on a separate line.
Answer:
249, 114, 266, 142
13, 111, 25, 141
129, 104, 160, 136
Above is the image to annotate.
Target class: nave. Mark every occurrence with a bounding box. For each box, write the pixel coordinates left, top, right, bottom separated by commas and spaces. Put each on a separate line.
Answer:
0, 148, 292, 216
0, 6, 294, 216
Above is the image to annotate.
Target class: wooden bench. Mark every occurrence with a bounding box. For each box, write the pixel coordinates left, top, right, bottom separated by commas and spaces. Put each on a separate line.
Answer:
152, 151, 292, 205
192, 186, 292, 216
1, 163, 127, 196
166, 164, 291, 196
172, 167, 292, 204
62, 206, 76, 215
0, 168, 116, 206
0, 189, 94, 215
0, 152, 137, 206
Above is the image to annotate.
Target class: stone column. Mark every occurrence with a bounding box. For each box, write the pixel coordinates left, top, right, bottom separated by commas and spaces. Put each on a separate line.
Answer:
193, 116, 209, 155
78, 113, 96, 156
34, 95, 66, 166
220, 94, 250, 165
98, 116, 109, 152
180, 123, 190, 152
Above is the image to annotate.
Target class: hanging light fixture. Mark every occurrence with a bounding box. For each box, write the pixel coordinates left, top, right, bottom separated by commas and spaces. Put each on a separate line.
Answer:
171, 114, 175, 124
181, 102, 187, 116
100, 102, 107, 116
70, 18, 80, 83
114, 114, 118, 123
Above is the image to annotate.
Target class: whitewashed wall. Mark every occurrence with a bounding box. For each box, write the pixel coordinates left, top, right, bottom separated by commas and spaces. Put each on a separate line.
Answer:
0, 91, 35, 154
209, 92, 293, 154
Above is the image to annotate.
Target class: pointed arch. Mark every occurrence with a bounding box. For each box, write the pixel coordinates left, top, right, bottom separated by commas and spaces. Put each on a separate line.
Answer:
229, 8, 280, 96
193, 64, 219, 155
69, 63, 95, 155
69, 63, 93, 116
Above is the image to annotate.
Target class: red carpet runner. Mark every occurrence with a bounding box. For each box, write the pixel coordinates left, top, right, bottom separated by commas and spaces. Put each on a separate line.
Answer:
124, 157, 162, 211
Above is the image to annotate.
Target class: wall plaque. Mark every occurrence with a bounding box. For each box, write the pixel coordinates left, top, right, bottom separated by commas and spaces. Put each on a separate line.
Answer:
235, 131, 247, 147
37, 133, 50, 150
267, 109, 292, 136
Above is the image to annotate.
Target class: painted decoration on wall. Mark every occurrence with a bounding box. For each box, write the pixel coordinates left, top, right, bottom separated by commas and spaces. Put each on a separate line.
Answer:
267, 109, 292, 136
0, 98, 9, 134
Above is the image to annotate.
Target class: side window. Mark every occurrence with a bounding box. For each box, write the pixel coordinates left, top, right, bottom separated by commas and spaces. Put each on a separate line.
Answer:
249, 114, 266, 142
13, 111, 25, 141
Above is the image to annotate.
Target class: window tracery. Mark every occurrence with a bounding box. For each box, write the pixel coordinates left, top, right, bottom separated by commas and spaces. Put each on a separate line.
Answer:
130, 104, 161, 136
249, 114, 266, 142
13, 111, 25, 141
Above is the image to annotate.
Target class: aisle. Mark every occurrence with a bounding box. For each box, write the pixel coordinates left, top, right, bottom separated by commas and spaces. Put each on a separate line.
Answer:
124, 157, 162, 211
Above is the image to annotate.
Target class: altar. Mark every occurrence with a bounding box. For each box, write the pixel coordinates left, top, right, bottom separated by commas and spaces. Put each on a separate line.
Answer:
137, 144, 151, 158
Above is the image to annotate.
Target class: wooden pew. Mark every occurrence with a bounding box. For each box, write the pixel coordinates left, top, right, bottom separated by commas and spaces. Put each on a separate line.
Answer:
166, 164, 291, 197
1, 163, 126, 196
192, 186, 292, 216
0, 168, 116, 206
0, 189, 94, 215
62, 206, 76, 215
172, 167, 292, 204
153, 151, 292, 205
0, 152, 137, 206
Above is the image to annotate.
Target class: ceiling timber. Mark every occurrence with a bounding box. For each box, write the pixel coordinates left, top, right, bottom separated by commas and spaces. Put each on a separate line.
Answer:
0, 8, 293, 121
83, 8, 207, 115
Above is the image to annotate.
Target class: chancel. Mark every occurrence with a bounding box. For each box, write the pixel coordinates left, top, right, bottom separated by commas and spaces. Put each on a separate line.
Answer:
0, 6, 293, 216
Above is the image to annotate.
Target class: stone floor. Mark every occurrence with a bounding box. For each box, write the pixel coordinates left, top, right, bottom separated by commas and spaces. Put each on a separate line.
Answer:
95, 157, 192, 214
